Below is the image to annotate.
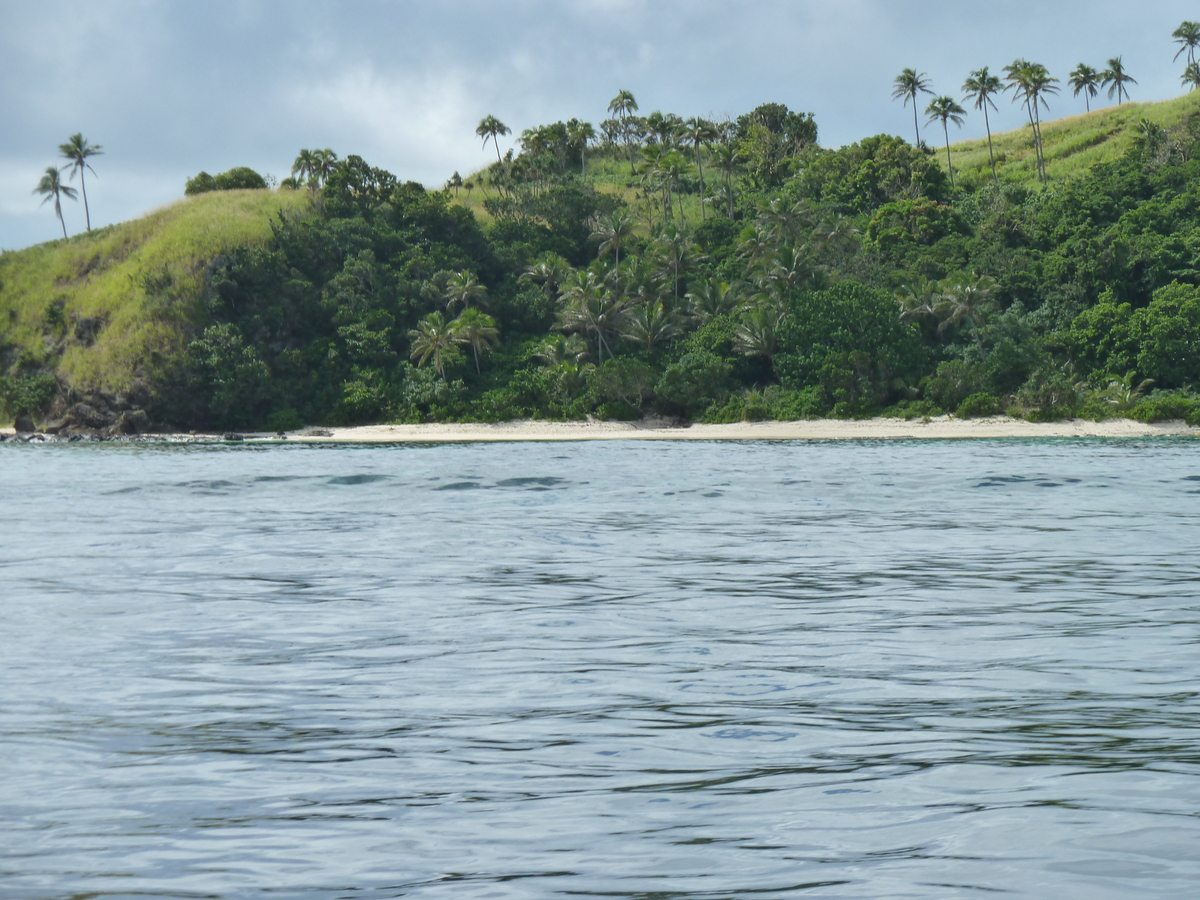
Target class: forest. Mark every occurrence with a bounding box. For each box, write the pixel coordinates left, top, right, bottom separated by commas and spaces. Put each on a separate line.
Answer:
8, 36, 1200, 432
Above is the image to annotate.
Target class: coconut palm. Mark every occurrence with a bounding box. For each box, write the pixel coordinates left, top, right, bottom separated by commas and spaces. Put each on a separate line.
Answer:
926, 96, 967, 187
590, 210, 634, 293
476, 115, 511, 165
450, 307, 499, 373
682, 116, 717, 219
34, 166, 77, 239
519, 254, 573, 303
1184, 61, 1200, 91
1069, 64, 1102, 112
711, 143, 741, 218
620, 301, 681, 350
58, 133, 102, 231
685, 278, 741, 323
559, 269, 622, 362
938, 275, 997, 359
447, 171, 463, 196
443, 271, 489, 312
962, 68, 1002, 180
1102, 57, 1137, 105
734, 305, 782, 366
568, 120, 596, 176
408, 312, 458, 376
311, 149, 338, 187
1174, 21, 1200, 66
892, 68, 934, 146
1005, 60, 1058, 182
607, 89, 640, 174
291, 148, 316, 185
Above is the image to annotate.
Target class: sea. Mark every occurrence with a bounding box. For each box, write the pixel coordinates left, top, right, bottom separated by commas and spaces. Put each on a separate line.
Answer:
2, 437, 1198, 899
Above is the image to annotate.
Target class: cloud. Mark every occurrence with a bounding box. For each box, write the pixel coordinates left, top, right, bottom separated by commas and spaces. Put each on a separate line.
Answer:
2, 0, 1199, 249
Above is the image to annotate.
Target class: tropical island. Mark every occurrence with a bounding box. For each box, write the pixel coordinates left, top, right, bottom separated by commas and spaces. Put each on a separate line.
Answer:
6, 30, 1200, 438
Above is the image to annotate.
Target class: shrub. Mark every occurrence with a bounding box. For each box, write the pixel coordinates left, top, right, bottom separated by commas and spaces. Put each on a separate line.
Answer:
185, 166, 268, 196
1130, 392, 1200, 423
0, 373, 57, 420
956, 392, 1001, 418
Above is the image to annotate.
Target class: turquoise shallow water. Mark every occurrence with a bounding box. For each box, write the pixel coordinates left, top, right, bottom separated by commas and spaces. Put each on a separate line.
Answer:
2, 438, 1199, 899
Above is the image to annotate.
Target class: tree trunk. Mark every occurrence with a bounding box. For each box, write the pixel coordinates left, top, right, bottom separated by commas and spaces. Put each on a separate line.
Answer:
984, 107, 997, 182
943, 121, 954, 188
80, 168, 91, 231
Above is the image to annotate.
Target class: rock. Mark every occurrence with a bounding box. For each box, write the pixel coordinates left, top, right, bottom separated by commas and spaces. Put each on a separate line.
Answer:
73, 317, 105, 346
65, 402, 111, 430
115, 409, 151, 435
14, 415, 35, 434
222, 432, 244, 441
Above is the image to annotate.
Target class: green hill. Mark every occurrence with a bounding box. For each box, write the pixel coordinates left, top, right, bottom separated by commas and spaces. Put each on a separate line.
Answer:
0, 189, 311, 425
947, 91, 1200, 187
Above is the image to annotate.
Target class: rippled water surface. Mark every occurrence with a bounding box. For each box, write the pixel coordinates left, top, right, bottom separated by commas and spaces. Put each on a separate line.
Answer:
2, 438, 1200, 899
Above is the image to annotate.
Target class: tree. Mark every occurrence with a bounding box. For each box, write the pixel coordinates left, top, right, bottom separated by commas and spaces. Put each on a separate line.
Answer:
447, 171, 463, 196
590, 209, 634, 293
682, 116, 717, 219
1005, 59, 1058, 182
1173, 21, 1200, 67
568, 120, 596, 176
1069, 64, 1101, 112
443, 271, 489, 312
962, 68, 1002, 181
451, 307, 499, 373
291, 148, 316, 186
476, 115, 511, 166
1184, 61, 1200, 92
607, 89, 639, 174
892, 68, 934, 146
620, 301, 681, 350
1102, 57, 1137, 105
58, 133, 102, 231
408, 312, 458, 376
33, 166, 77, 239
311, 149, 338, 186
926, 96, 966, 188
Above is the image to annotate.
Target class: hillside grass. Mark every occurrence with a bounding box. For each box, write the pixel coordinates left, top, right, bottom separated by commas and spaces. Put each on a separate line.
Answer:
0, 188, 312, 396
947, 91, 1200, 188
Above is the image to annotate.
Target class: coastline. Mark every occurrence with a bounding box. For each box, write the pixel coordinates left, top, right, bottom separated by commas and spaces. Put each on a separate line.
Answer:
2, 416, 1195, 443
282, 415, 1197, 442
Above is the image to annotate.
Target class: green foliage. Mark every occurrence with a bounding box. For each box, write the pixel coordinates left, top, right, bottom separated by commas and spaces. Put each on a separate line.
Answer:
956, 392, 1002, 418
0, 372, 57, 420
776, 283, 925, 406
185, 167, 267, 195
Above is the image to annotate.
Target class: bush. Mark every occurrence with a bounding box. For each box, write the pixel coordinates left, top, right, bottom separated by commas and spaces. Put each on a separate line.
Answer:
0, 373, 57, 420
185, 166, 267, 196
956, 392, 1001, 418
265, 408, 304, 432
922, 360, 988, 410
1130, 392, 1200, 423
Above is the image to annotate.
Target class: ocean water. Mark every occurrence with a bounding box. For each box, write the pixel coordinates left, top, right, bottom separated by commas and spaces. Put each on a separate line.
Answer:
2, 437, 1199, 899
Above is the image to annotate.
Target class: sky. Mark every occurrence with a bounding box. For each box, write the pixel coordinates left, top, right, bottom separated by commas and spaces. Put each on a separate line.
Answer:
2, 0, 1198, 251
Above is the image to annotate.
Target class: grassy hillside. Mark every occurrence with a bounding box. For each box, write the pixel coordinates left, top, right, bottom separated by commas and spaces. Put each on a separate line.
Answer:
0, 189, 312, 407
947, 91, 1200, 187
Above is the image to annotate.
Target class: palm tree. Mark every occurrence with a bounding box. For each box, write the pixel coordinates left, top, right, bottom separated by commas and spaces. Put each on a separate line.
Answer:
34, 166, 77, 239
450, 307, 499, 373
682, 116, 717, 219
962, 68, 1002, 181
607, 89, 639, 174
559, 269, 622, 362
938, 275, 997, 359
443, 271, 488, 312
1102, 57, 1137, 105
734, 305, 782, 367
892, 68, 934, 146
1005, 60, 1058, 182
1069, 64, 1101, 112
291, 148, 316, 185
476, 115, 511, 165
1184, 61, 1200, 92
310, 149, 338, 187
926, 97, 966, 187
58, 133, 102, 231
408, 312, 458, 376
447, 171, 463, 196
1174, 21, 1200, 66
685, 278, 741, 323
568, 120, 596, 176
620, 301, 680, 351
590, 210, 634, 293
711, 143, 741, 218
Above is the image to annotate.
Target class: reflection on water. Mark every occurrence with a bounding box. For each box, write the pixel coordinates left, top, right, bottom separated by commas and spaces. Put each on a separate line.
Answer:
2, 438, 1199, 899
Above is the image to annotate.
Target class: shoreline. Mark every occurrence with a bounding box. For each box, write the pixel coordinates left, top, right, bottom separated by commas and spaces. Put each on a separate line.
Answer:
2, 416, 1196, 444
285, 415, 1197, 442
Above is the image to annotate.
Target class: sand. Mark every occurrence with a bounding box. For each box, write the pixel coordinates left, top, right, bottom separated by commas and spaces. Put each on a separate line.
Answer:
283, 416, 1198, 443
2, 416, 1195, 442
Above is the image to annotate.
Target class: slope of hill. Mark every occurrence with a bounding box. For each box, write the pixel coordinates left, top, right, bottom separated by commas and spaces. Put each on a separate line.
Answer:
947, 91, 1200, 187
0, 189, 311, 424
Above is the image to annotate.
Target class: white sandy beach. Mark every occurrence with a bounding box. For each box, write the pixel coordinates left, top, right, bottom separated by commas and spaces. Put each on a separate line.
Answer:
283, 416, 1199, 442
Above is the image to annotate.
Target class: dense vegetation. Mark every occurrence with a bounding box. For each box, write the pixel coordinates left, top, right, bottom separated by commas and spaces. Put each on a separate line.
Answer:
7, 84, 1200, 431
